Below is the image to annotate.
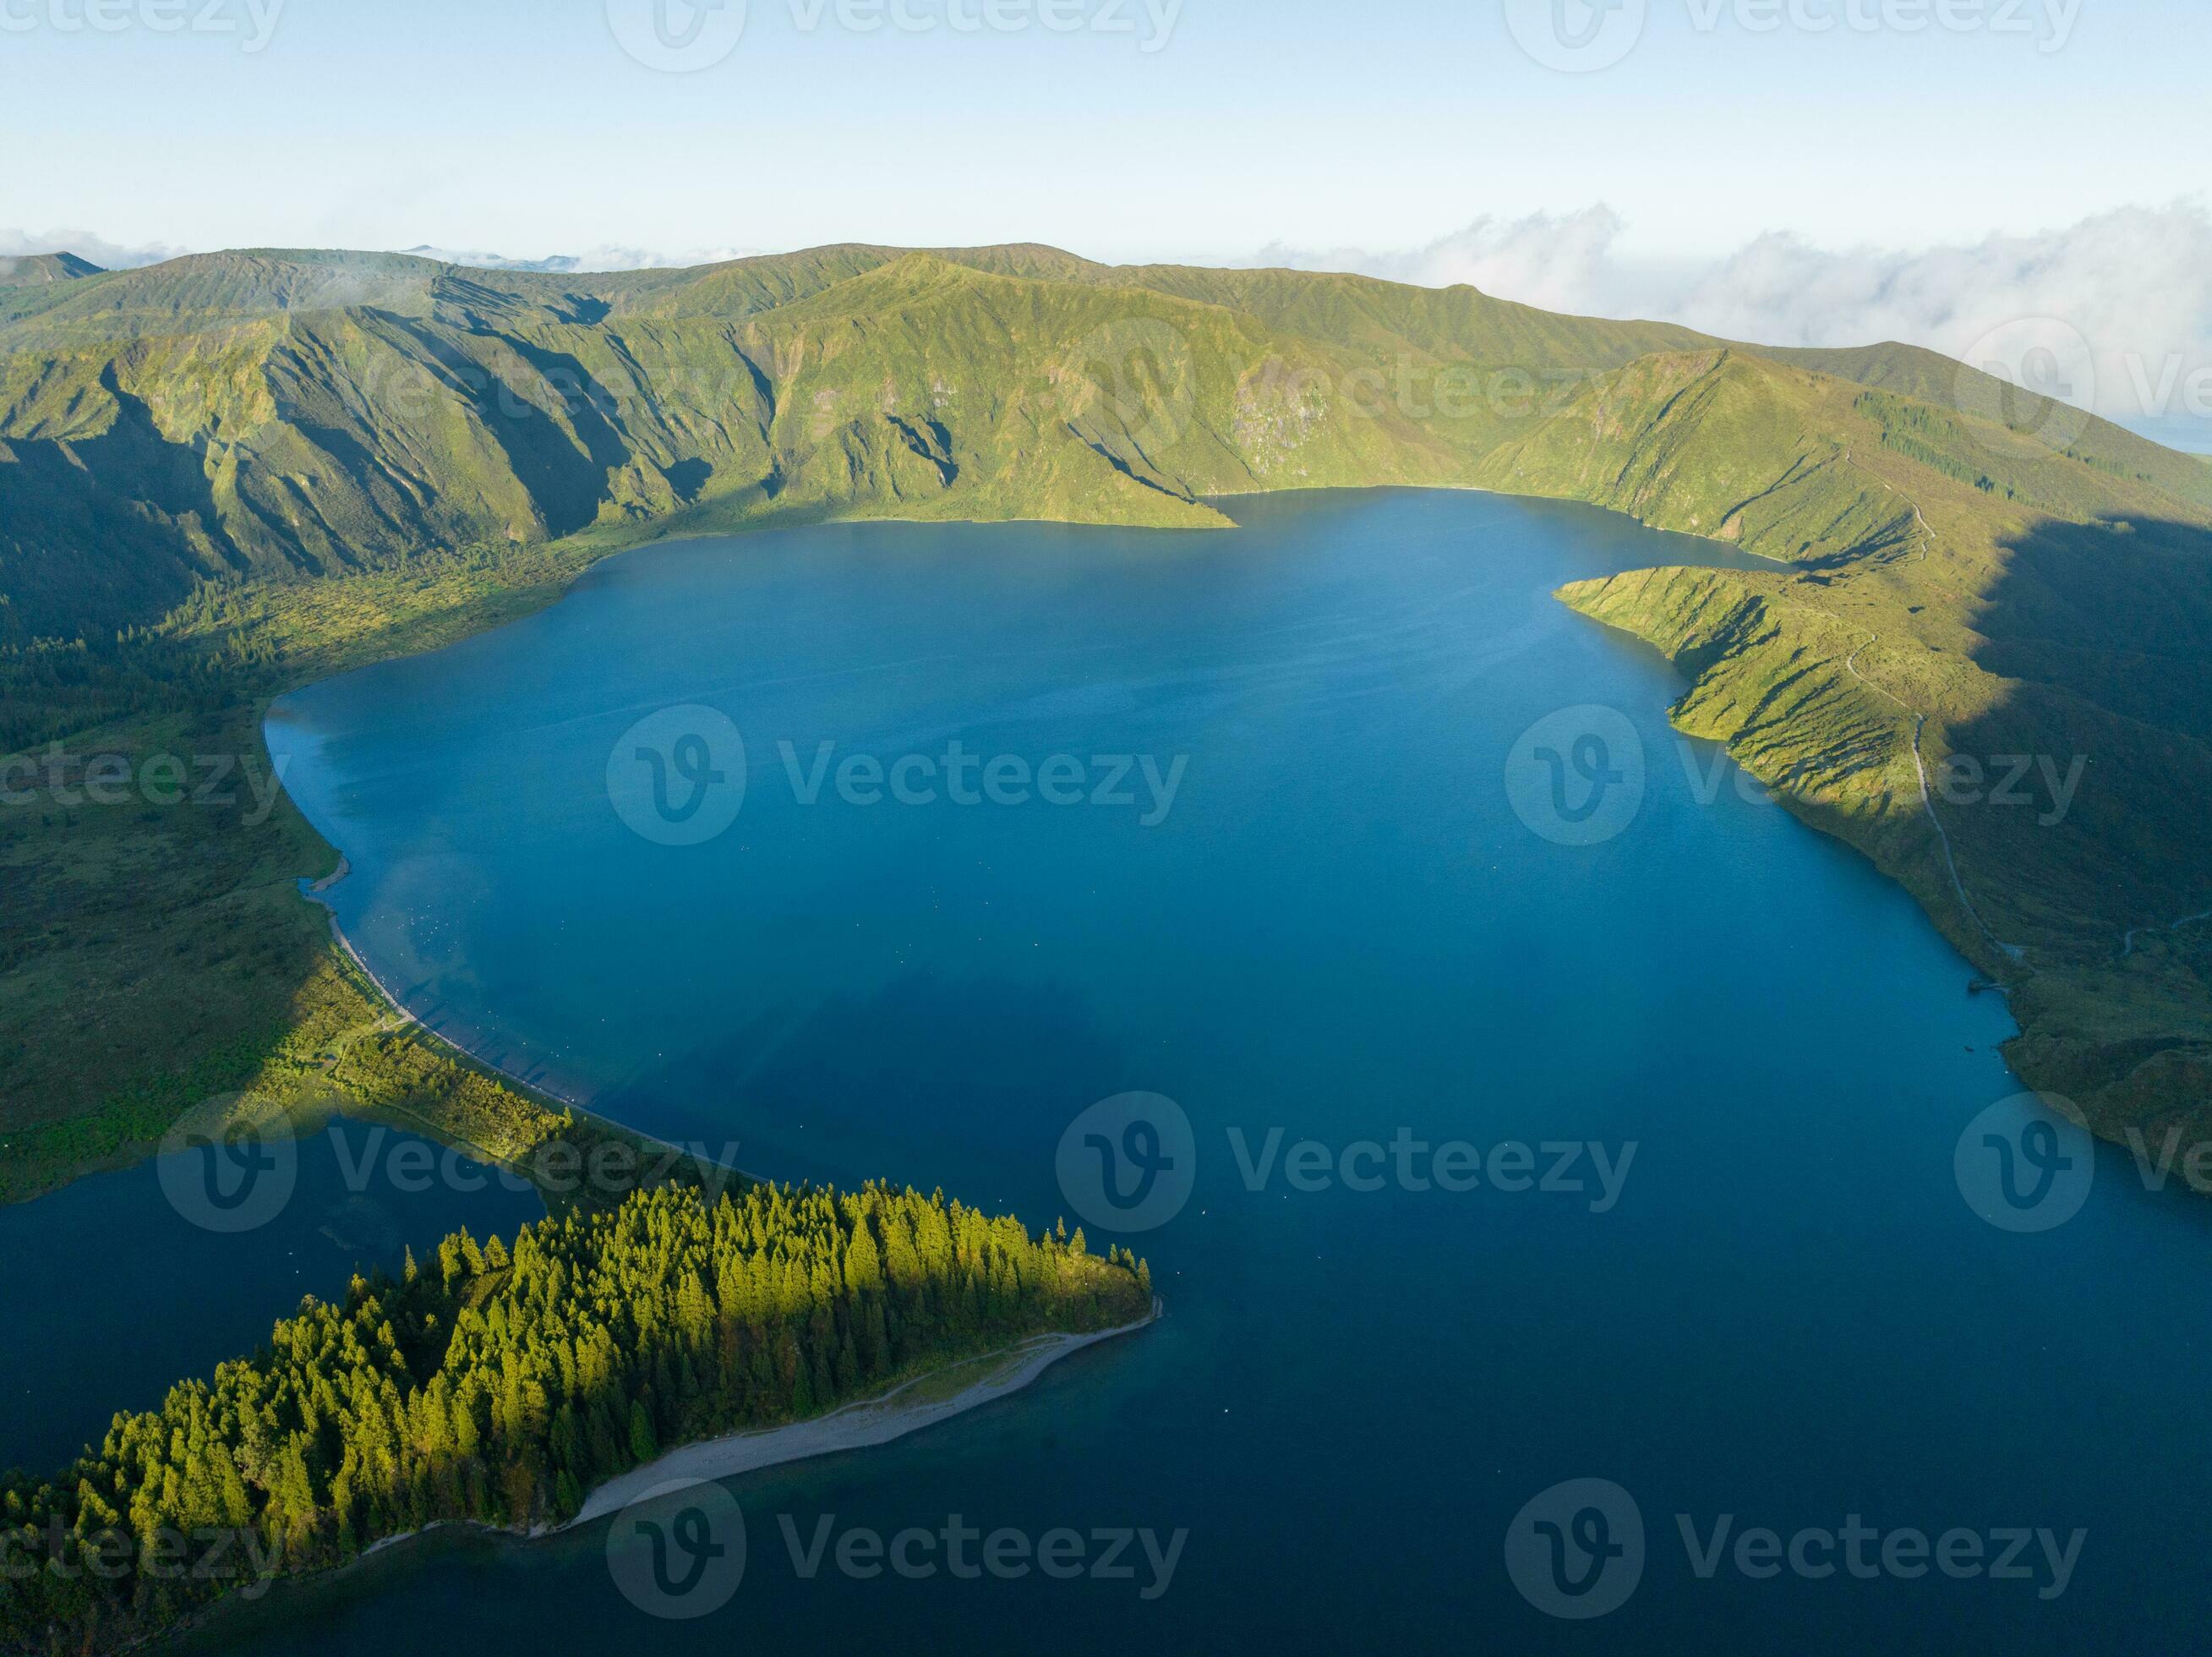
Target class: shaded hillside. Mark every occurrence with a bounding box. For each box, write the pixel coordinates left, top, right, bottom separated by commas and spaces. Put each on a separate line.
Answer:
5, 241, 2212, 1187
0, 248, 1517, 642
1530, 351, 2212, 1147
0, 252, 101, 287
22, 243, 2201, 648
0, 244, 1762, 645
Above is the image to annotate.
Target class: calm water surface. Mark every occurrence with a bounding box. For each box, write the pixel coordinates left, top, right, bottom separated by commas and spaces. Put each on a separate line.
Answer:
132, 489, 2212, 1649
0, 1124, 540, 1474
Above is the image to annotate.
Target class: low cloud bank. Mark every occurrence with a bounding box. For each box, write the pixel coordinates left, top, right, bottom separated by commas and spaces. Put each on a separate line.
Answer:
0, 227, 187, 270
1243, 203, 2212, 443
396, 243, 758, 273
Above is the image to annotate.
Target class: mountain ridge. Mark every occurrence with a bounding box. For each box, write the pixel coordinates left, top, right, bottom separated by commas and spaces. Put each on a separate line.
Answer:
5, 241, 2211, 1193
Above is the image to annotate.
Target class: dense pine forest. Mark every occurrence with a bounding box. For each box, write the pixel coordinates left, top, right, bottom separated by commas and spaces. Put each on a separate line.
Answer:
0, 1183, 1152, 1655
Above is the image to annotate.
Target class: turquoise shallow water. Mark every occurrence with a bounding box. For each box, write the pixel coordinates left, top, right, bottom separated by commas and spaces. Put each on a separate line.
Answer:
81, 488, 2212, 1649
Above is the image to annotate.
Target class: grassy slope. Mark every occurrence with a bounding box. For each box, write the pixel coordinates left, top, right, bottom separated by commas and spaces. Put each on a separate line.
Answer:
0, 253, 104, 288
1485, 348, 2212, 1145
0, 533, 704, 1204
5, 244, 2211, 1191
2, 249, 1495, 643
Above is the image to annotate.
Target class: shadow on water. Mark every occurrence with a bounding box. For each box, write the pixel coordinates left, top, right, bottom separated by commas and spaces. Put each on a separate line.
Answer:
601, 970, 1130, 1201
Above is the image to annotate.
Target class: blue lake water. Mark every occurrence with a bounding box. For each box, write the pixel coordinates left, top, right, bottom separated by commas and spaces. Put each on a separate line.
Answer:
0, 1122, 541, 1475
129, 488, 2212, 1649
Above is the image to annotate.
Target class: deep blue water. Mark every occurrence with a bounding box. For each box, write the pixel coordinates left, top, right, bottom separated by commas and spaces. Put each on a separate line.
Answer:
0, 1122, 540, 1474
132, 489, 2212, 1649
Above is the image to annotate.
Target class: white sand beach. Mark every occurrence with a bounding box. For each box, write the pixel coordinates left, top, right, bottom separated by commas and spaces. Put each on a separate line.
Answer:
565, 1300, 1161, 1528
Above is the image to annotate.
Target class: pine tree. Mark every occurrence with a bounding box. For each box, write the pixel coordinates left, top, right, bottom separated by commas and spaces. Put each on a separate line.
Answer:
0, 1180, 1149, 1654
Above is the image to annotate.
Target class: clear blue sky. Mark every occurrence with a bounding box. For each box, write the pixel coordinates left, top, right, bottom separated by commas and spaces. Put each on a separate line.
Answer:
1, 0, 2205, 264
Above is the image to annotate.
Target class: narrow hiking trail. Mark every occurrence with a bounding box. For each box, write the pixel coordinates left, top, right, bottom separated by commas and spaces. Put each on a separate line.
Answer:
1831, 495, 2024, 964
2122, 908, 2212, 960
1835, 483, 2202, 966
1841, 630, 2017, 960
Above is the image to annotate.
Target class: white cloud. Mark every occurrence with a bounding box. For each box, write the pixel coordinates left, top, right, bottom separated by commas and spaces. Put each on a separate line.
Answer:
0, 227, 187, 270
0, 231, 757, 276
1243, 204, 2212, 444
397, 243, 758, 274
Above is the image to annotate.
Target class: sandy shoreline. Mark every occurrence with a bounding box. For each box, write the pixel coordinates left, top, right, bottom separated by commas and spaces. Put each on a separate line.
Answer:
345, 1305, 1160, 1562
288, 848, 1161, 1534
300, 860, 748, 1177
304, 863, 588, 1111
566, 1301, 1161, 1528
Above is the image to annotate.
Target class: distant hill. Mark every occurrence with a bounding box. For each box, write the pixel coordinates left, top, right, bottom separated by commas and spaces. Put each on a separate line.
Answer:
4, 241, 2212, 1166
0, 251, 103, 287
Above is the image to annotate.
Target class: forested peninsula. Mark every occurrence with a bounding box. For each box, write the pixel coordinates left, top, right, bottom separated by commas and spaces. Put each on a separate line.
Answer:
0, 1181, 1152, 1654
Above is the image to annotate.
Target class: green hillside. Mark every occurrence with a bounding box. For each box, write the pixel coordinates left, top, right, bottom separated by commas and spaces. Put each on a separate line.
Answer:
0, 252, 102, 288
1504, 349, 2212, 1142
4, 243, 2210, 1194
